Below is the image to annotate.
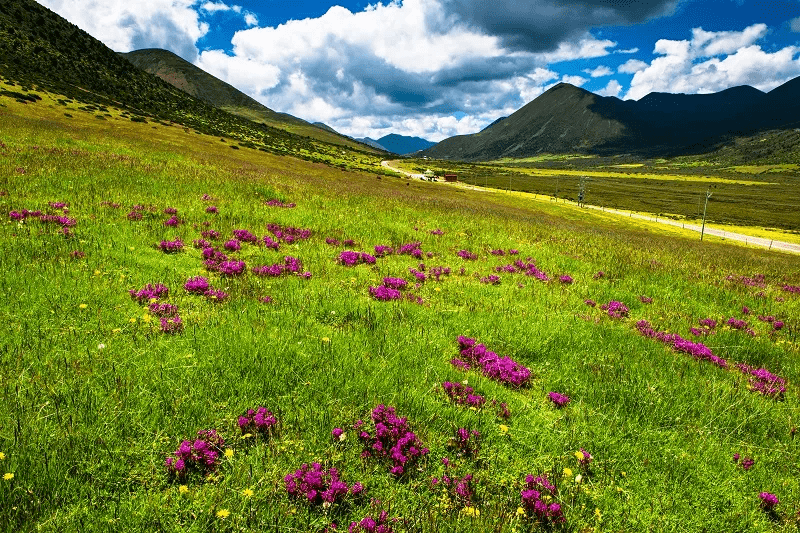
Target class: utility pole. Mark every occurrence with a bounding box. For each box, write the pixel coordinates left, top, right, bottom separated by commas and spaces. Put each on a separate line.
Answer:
700, 187, 713, 241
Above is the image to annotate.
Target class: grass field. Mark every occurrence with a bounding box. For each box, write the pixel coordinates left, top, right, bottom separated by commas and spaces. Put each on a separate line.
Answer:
2, 89, 800, 533
404, 154, 800, 231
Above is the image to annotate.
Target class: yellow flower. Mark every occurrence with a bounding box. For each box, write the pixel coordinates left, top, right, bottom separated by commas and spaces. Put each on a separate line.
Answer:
178, 485, 189, 494
79, 303, 88, 309
216, 509, 230, 519
0, 452, 5, 460
321, 337, 330, 343
241, 433, 253, 440
620, 471, 626, 477
3, 473, 13, 481
461, 506, 480, 517
563, 468, 573, 478
574, 451, 585, 461
129, 318, 137, 324
516, 507, 527, 517
112, 328, 122, 334
595, 508, 602, 520
224, 449, 234, 458
242, 488, 254, 498
499, 424, 509, 434
142, 313, 151, 323
434, 287, 441, 292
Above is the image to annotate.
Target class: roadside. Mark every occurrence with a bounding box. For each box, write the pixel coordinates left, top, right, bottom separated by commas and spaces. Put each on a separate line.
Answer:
381, 160, 800, 255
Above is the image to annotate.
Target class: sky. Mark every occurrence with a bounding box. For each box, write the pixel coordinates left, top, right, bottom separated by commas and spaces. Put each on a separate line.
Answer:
37, 0, 800, 141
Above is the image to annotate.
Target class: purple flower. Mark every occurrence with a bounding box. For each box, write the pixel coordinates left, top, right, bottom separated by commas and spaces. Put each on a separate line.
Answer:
639, 295, 653, 304
369, 285, 402, 301
593, 271, 605, 279
160, 315, 183, 334
163, 215, 180, 227
164, 207, 177, 215
201, 229, 220, 240
157, 239, 184, 253
129, 283, 169, 302
184, 276, 210, 293
205, 205, 218, 213
584, 299, 596, 307
758, 492, 778, 510
559, 275, 573, 284
442, 381, 486, 408
238, 407, 277, 435
374, 245, 394, 257
548, 392, 570, 407
219, 261, 246, 276
455, 337, 531, 388
457, 249, 477, 260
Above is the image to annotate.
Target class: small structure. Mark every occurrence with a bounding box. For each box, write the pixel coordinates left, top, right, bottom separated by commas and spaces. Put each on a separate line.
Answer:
444, 173, 458, 182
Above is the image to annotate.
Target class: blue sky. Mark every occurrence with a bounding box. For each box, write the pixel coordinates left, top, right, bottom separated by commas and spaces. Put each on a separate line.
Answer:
38, 0, 800, 141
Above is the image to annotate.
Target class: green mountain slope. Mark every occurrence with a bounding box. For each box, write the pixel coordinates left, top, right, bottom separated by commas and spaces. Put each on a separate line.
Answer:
0, 0, 382, 166
122, 48, 376, 151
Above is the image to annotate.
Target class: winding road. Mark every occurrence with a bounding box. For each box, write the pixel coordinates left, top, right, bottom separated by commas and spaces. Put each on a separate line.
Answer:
381, 160, 800, 255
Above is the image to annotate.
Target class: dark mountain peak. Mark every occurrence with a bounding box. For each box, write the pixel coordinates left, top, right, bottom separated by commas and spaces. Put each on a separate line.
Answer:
375, 134, 435, 155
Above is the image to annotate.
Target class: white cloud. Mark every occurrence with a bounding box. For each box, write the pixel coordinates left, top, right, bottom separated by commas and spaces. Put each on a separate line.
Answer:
624, 24, 800, 100
614, 47, 639, 54
195, 50, 281, 97
560, 75, 589, 87
535, 36, 617, 64
618, 59, 649, 73
596, 79, 622, 97
243, 12, 258, 27
582, 65, 613, 77
38, 0, 208, 61
791, 16, 800, 33
201, 2, 234, 13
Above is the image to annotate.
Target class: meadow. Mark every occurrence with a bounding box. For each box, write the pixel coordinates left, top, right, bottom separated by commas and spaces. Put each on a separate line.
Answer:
1, 89, 800, 533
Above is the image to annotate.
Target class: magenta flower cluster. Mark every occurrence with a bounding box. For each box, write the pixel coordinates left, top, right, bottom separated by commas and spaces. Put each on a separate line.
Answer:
237, 407, 278, 435
520, 474, 564, 523
457, 249, 477, 260
232, 229, 260, 244
601, 300, 629, 319
576, 448, 592, 467
160, 315, 184, 334
266, 223, 311, 243
129, 283, 169, 302
494, 260, 550, 282
431, 473, 475, 505
559, 275, 573, 284
149, 302, 179, 317
284, 463, 363, 505
349, 511, 395, 533
265, 199, 296, 208
548, 392, 570, 408
252, 256, 308, 278
201, 229, 220, 240
758, 492, 778, 510
369, 285, 402, 301
735, 364, 786, 398
636, 320, 727, 368
451, 428, 480, 458
725, 273, 766, 288
158, 239, 184, 253
374, 245, 394, 257
782, 284, 800, 294
339, 250, 377, 266
205, 205, 218, 214
453, 336, 532, 388
480, 275, 501, 285
733, 453, 755, 470
357, 405, 429, 476
441, 382, 485, 408
165, 429, 225, 477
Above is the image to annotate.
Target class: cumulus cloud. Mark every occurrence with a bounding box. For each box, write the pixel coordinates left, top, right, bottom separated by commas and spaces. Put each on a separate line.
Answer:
201, 2, 240, 14
618, 58, 649, 73
38, 0, 208, 62
583, 65, 613, 77
437, 0, 678, 52
624, 24, 800, 100
243, 12, 258, 27
614, 47, 639, 54
791, 16, 800, 32
596, 79, 622, 97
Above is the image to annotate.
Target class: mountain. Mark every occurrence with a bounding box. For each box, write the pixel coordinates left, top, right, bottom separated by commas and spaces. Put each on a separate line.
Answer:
0, 0, 384, 165
356, 137, 389, 151
422, 79, 800, 160
375, 134, 436, 155
122, 48, 372, 151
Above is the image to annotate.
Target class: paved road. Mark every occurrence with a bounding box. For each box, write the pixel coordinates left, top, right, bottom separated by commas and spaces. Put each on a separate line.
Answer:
380, 160, 800, 255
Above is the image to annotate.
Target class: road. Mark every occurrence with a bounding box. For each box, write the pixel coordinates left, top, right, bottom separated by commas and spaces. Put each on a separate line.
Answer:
380, 160, 800, 255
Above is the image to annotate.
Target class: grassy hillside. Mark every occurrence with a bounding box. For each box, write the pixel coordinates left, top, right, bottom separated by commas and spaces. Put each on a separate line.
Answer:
122, 49, 379, 153
0, 0, 384, 171
1, 81, 800, 532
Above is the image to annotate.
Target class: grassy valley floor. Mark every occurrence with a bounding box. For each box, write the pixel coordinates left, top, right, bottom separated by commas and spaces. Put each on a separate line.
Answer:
1, 90, 800, 532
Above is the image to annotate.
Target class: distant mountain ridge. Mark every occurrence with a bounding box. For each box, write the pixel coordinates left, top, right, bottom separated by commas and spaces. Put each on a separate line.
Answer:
423, 79, 800, 160
122, 49, 375, 151
356, 134, 435, 154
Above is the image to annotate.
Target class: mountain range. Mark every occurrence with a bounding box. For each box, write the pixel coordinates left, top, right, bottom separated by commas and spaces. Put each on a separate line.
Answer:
422, 79, 800, 160
356, 134, 436, 155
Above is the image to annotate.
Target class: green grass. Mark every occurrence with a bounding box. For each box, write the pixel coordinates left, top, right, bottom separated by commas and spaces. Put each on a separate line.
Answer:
1, 90, 800, 533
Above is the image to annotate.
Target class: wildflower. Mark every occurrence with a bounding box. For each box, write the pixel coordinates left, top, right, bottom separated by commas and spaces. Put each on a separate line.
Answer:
516, 507, 526, 517
548, 392, 570, 407
575, 448, 592, 467
593, 271, 605, 279
79, 303, 88, 309
216, 509, 230, 519
600, 300, 628, 319
238, 407, 278, 436
559, 275, 573, 284
130, 283, 170, 302
225, 449, 234, 458
758, 492, 778, 510
639, 295, 653, 303
455, 337, 532, 388
584, 299, 596, 307
242, 488, 254, 497
0, 452, 5, 460
3, 473, 13, 481
563, 467, 573, 477
461, 507, 480, 517
157, 239, 184, 253
284, 462, 360, 506
357, 404, 428, 475
322, 337, 331, 343
179, 485, 189, 494
499, 424, 509, 434
205, 206, 218, 213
